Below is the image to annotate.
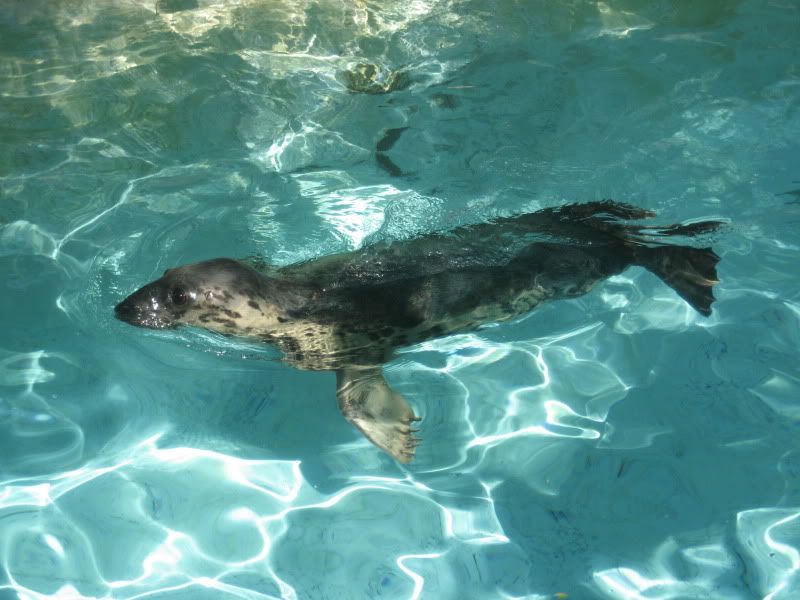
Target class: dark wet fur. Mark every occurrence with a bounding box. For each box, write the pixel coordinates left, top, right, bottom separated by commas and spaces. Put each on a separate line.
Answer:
116, 200, 723, 462
264, 200, 723, 365
118, 201, 722, 366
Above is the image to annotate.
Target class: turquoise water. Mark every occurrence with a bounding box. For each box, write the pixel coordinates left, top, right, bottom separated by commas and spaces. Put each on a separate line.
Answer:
1, 0, 799, 598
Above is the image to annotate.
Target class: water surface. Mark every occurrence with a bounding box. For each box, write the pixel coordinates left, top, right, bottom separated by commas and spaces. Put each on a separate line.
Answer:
1, 1, 799, 598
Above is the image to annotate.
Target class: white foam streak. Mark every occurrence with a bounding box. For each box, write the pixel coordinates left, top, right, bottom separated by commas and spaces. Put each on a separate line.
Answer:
396, 552, 444, 600
52, 171, 157, 259
737, 508, 800, 600
593, 1, 653, 38
41, 534, 66, 558
0, 435, 163, 510
0, 351, 57, 388
595, 567, 677, 599
467, 424, 566, 448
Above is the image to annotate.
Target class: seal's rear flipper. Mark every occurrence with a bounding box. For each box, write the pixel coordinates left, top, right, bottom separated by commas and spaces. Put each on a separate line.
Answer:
336, 367, 420, 463
635, 244, 721, 316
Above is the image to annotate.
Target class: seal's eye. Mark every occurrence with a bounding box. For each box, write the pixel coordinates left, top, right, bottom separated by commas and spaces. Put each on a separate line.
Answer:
171, 287, 188, 306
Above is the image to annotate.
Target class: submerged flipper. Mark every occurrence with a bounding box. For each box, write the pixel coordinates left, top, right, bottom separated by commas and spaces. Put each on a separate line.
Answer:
634, 244, 721, 316
336, 367, 420, 462
565, 202, 724, 316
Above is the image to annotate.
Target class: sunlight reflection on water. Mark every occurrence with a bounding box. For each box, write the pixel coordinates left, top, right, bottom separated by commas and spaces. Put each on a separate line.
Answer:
2, 0, 800, 598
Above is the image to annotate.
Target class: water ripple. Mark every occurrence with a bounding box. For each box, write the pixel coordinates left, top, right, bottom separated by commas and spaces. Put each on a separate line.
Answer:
2, 0, 800, 598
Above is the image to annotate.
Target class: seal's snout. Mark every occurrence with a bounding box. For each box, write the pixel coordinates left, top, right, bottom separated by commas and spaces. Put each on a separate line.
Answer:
114, 284, 175, 329
114, 294, 148, 327
114, 298, 136, 323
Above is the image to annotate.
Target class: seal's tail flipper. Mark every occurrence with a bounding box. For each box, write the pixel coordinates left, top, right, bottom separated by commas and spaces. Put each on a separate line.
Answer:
336, 367, 420, 463
634, 244, 721, 316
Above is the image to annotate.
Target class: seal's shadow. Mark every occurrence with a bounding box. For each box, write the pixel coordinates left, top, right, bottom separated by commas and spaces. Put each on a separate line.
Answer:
155, 357, 352, 464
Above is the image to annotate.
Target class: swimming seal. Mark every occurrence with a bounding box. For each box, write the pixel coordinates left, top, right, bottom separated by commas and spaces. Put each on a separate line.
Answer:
115, 201, 723, 462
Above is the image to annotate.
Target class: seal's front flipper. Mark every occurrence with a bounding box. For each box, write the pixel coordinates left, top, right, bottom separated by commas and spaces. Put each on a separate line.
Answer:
336, 367, 420, 463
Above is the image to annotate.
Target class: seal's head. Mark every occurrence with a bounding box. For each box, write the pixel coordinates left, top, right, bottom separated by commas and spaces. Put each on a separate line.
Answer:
115, 258, 268, 332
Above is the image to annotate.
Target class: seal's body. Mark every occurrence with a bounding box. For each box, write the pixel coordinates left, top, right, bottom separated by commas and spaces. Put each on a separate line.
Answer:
115, 201, 722, 462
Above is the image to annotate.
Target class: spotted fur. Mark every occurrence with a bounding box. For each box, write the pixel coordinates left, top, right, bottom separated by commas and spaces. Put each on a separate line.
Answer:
115, 201, 723, 462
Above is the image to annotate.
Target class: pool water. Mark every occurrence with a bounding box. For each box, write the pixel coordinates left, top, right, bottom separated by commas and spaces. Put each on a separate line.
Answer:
1, 1, 799, 598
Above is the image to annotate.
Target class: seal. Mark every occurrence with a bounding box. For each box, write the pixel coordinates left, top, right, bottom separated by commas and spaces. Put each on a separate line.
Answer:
115, 201, 723, 462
